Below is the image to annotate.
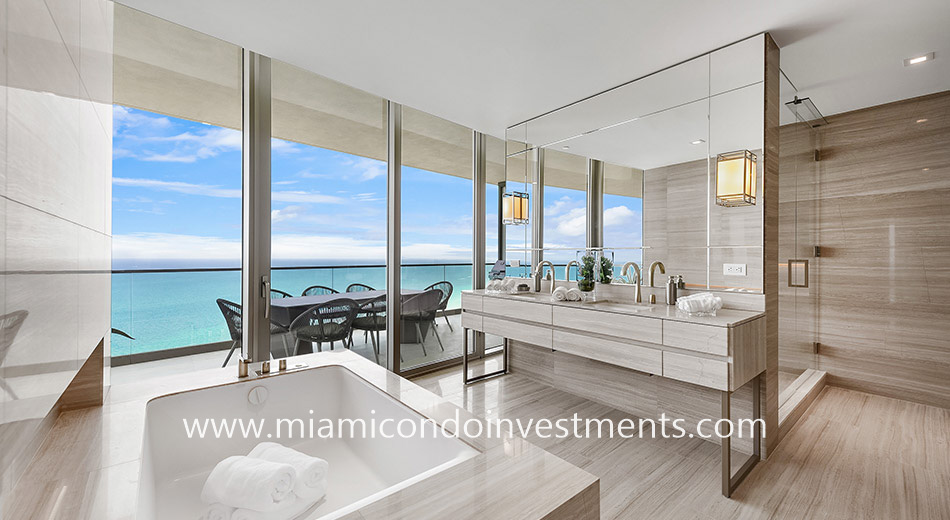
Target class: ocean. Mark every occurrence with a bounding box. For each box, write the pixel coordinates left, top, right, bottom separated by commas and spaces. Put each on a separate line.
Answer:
110, 264, 477, 356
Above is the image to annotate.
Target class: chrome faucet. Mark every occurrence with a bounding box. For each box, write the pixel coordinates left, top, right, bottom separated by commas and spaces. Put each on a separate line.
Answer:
620, 261, 642, 303
648, 261, 666, 287
533, 260, 556, 293
564, 260, 579, 282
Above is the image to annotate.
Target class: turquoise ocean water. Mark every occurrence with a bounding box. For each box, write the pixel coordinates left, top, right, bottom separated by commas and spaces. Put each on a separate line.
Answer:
111, 264, 478, 356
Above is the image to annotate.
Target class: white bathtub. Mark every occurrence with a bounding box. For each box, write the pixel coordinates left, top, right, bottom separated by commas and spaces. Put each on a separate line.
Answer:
137, 365, 479, 519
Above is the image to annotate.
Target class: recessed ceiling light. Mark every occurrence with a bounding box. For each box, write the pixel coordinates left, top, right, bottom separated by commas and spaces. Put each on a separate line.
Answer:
922, 167, 930, 171
691, 139, 705, 145
917, 118, 928, 123
903, 52, 934, 66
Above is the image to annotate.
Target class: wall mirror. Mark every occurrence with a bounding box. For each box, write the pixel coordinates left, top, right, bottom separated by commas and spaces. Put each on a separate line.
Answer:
505, 34, 765, 293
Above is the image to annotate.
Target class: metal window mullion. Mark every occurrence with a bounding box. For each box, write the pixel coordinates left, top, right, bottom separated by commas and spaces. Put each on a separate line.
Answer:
531, 148, 544, 268
472, 131, 487, 357
241, 50, 272, 364
386, 102, 402, 373
587, 159, 604, 249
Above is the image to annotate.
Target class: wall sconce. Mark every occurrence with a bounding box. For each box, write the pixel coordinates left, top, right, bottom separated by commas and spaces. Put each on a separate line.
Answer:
502, 191, 529, 225
716, 150, 757, 207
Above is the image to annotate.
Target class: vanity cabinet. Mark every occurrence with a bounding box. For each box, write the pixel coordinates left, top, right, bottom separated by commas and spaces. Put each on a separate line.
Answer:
460, 290, 765, 392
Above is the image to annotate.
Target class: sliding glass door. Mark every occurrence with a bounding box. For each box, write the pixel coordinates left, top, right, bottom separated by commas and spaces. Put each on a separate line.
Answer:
269, 58, 388, 366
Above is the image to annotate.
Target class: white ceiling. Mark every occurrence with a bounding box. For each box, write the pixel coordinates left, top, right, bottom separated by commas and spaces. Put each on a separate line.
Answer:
116, 0, 949, 137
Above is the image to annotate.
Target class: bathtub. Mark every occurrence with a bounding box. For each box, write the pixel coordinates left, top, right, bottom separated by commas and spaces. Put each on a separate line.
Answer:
137, 365, 479, 519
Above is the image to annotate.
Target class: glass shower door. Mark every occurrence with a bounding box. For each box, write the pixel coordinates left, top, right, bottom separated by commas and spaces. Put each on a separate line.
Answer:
778, 121, 820, 396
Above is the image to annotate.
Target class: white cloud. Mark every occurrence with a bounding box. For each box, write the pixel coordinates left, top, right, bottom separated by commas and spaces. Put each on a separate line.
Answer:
604, 205, 638, 227
273, 191, 346, 204
113, 233, 470, 263
114, 105, 172, 134
113, 177, 240, 197
140, 151, 205, 163
113, 177, 346, 204
545, 196, 578, 217
298, 169, 330, 179
271, 205, 305, 223
112, 147, 137, 159
554, 208, 586, 237
113, 233, 240, 261
271, 139, 300, 154
342, 157, 386, 181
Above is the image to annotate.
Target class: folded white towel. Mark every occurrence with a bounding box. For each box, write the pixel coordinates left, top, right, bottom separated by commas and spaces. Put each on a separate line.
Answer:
231, 492, 322, 520
200, 456, 296, 512
566, 288, 583, 302
552, 286, 568, 301
248, 443, 328, 503
198, 503, 234, 520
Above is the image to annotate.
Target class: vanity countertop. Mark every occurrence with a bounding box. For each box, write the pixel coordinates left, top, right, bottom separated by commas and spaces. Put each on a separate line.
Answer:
464, 289, 764, 328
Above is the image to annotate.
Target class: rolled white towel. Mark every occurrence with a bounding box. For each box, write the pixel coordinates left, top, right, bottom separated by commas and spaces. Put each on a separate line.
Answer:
200, 456, 296, 512
248, 442, 328, 502
230, 492, 322, 520
552, 286, 568, 301
198, 503, 234, 520
566, 288, 583, 302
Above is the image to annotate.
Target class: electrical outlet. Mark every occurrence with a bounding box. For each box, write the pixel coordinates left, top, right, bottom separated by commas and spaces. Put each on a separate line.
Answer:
723, 263, 747, 276
510, 259, 520, 267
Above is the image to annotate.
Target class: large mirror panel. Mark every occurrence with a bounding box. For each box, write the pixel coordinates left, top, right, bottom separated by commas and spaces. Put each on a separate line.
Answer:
504, 34, 766, 294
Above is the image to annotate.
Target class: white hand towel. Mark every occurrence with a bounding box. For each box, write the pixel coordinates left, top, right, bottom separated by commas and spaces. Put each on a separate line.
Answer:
230, 492, 322, 520
200, 456, 296, 512
198, 503, 234, 520
566, 288, 583, 302
248, 443, 329, 502
552, 286, 568, 301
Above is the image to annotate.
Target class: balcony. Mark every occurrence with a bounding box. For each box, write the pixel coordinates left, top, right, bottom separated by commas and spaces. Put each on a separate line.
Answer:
111, 263, 501, 371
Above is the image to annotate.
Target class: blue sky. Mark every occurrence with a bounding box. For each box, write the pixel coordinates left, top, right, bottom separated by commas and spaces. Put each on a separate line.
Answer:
113, 106, 641, 269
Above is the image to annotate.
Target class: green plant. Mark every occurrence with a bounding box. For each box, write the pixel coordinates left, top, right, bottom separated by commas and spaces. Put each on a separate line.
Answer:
599, 255, 613, 284
578, 254, 596, 291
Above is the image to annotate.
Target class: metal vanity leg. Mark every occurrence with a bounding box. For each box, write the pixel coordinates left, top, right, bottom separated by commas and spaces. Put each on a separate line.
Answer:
462, 327, 469, 382
462, 330, 509, 385
721, 372, 762, 498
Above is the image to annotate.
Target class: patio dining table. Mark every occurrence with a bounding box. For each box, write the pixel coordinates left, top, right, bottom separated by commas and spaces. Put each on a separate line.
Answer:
269, 289, 423, 328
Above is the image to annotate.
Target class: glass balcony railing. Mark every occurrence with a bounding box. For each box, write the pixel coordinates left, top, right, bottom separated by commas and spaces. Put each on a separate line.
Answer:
110, 263, 489, 357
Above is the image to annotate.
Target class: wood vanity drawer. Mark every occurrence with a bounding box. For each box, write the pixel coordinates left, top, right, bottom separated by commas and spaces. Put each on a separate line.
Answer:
461, 292, 483, 312
662, 321, 728, 356
553, 330, 661, 375
552, 306, 662, 344
482, 297, 552, 325
461, 312, 482, 331
662, 352, 729, 390
482, 316, 552, 348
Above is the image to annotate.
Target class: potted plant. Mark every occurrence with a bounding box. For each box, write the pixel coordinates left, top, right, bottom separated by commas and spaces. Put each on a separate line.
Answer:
578, 253, 596, 292
599, 254, 613, 284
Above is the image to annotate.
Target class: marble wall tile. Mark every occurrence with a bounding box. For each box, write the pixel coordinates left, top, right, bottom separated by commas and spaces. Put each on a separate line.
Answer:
1, 0, 112, 501
642, 148, 765, 293
779, 90, 950, 408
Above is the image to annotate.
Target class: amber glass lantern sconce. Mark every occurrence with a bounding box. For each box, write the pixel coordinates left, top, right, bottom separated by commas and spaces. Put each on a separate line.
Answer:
716, 149, 757, 207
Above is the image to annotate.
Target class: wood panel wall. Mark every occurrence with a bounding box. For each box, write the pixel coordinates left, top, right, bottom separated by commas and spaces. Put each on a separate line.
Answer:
779, 90, 950, 408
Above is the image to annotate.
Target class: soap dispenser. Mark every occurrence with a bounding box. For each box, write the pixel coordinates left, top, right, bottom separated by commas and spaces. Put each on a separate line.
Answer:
665, 275, 678, 305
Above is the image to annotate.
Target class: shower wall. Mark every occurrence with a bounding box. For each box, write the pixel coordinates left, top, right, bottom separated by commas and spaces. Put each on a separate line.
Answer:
778, 90, 950, 408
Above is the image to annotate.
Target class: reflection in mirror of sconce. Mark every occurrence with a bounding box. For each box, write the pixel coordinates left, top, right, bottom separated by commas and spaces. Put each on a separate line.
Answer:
502, 191, 529, 225
715, 149, 756, 207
